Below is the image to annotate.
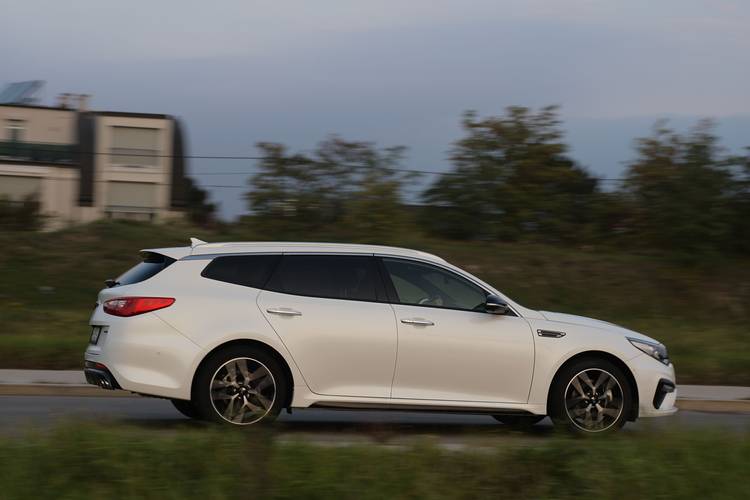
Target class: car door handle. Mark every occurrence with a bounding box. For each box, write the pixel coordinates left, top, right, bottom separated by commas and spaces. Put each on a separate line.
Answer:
401, 318, 434, 326
266, 307, 302, 317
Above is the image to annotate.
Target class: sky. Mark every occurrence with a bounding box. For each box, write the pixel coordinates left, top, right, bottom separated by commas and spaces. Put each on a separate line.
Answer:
2, 0, 749, 218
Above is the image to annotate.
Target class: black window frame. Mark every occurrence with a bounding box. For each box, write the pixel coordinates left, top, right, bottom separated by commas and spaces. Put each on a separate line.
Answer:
264, 253, 388, 303
376, 256, 514, 316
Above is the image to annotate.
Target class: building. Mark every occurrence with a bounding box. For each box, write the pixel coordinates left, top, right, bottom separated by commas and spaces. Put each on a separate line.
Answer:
0, 84, 188, 229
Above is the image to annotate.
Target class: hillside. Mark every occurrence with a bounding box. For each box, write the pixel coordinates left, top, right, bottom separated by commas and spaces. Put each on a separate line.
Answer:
1, 220, 747, 384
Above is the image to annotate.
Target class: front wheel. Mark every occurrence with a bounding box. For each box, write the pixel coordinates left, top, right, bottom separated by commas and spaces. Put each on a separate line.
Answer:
549, 357, 633, 434
193, 346, 288, 426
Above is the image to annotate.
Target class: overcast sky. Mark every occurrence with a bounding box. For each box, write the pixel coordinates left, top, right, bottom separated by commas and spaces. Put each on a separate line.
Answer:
3, 0, 749, 218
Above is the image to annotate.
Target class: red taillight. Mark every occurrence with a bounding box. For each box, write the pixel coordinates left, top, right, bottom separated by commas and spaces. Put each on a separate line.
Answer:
103, 297, 175, 317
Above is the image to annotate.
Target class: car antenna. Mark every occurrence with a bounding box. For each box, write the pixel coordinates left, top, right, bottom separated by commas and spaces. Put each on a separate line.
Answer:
190, 237, 207, 248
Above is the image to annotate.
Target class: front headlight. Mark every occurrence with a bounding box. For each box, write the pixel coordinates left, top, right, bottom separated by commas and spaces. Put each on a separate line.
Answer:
628, 338, 670, 365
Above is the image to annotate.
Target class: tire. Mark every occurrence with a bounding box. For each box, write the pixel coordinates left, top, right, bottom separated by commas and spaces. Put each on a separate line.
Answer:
193, 345, 288, 426
171, 398, 201, 420
492, 415, 546, 427
549, 357, 632, 434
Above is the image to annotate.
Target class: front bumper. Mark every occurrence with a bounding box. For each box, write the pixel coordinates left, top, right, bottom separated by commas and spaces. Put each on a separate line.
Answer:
629, 353, 677, 418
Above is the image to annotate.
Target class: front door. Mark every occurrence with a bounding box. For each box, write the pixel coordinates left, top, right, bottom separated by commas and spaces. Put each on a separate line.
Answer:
382, 257, 534, 403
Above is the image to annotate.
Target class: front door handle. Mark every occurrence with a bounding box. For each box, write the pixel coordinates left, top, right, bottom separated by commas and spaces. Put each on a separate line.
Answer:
266, 307, 302, 317
401, 318, 434, 326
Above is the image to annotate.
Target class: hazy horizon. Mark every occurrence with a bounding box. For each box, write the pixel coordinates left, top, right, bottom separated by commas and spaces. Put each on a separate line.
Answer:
3, 0, 749, 218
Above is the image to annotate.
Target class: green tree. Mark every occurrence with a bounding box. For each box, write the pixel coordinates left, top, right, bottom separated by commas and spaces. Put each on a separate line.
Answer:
247, 137, 412, 239
184, 177, 217, 228
623, 120, 736, 255
422, 106, 599, 242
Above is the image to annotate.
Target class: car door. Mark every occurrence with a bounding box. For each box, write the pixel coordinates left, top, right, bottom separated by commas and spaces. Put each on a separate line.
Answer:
257, 254, 397, 398
381, 257, 534, 403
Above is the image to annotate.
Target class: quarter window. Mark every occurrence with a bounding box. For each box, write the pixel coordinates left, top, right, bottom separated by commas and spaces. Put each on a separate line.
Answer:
201, 255, 281, 289
382, 258, 487, 311
266, 255, 379, 302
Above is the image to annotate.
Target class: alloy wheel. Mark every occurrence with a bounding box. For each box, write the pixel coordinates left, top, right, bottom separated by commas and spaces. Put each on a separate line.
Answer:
564, 368, 623, 432
209, 357, 277, 425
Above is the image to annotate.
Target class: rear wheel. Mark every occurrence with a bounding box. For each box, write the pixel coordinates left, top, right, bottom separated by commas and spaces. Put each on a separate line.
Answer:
550, 357, 632, 434
193, 346, 288, 426
492, 415, 546, 428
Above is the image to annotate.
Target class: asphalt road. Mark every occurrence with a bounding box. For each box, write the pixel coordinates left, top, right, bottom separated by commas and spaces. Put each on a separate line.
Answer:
0, 396, 747, 440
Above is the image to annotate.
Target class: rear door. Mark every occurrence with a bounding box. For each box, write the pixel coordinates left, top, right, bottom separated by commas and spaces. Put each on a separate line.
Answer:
257, 254, 397, 398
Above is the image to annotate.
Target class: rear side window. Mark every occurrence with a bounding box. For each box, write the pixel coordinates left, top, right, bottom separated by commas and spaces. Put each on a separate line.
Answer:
265, 255, 380, 301
115, 252, 175, 286
201, 254, 281, 289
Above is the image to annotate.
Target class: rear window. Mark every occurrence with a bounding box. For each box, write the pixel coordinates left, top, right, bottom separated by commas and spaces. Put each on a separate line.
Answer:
115, 252, 175, 287
201, 254, 281, 289
265, 255, 380, 301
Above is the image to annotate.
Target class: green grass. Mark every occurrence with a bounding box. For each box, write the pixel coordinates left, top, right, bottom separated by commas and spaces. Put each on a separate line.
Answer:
0, 220, 749, 383
0, 423, 748, 499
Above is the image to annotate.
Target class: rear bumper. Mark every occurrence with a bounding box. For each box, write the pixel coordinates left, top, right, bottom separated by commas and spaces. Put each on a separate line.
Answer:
84, 309, 201, 400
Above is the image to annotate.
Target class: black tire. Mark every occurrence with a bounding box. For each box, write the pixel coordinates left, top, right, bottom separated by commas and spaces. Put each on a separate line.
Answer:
193, 345, 288, 426
492, 415, 546, 427
170, 398, 201, 420
549, 357, 633, 434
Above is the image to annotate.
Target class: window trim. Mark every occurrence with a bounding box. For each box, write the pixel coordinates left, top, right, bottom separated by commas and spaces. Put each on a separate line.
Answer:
376, 255, 518, 316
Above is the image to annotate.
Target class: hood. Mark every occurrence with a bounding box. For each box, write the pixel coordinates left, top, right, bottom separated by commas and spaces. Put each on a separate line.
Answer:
539, 311, 659, 344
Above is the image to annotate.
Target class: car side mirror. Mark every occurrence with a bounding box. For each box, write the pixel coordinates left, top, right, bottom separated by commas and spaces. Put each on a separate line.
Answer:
485, 294, 510, 315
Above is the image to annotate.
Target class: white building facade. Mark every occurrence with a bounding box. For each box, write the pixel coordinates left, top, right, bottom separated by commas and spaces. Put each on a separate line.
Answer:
0, 103, 188, 229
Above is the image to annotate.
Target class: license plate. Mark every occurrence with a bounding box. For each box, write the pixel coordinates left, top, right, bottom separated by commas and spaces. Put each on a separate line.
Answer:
90, 326, 103, 345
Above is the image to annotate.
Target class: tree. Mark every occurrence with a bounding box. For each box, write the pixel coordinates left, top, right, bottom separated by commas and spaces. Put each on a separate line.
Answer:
247, 137, 413, 239
184, 177, 217, 227
623, 120, 736, 255
422, 106, 599, 242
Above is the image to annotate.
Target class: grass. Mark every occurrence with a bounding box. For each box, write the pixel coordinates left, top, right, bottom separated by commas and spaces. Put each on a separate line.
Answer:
0, 220, 748, 383
0, 423, 748, 499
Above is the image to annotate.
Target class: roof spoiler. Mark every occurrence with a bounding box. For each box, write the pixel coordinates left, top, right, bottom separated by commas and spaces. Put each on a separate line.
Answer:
190, 237, 207, 248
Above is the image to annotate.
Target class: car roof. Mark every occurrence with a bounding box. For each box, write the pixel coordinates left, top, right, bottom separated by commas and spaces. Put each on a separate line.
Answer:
142, 240, 447, 264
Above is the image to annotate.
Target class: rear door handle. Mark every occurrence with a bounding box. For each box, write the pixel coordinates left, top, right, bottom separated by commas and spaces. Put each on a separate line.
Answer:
401, 318, 434, 326
266, 307, 302, 317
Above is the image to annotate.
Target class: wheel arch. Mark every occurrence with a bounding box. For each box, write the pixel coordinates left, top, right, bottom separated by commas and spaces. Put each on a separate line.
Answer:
546, 350, 640, 421
191, 339, 295, 410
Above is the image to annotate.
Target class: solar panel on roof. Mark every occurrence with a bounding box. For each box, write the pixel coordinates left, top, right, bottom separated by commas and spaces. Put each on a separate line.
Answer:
0, 80, 44, 104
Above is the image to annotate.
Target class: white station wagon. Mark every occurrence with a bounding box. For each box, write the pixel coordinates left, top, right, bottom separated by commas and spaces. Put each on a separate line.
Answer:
85, 239, 676, 433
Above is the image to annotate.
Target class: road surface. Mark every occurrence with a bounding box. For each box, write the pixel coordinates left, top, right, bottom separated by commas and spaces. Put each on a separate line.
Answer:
0, 396, 747, 443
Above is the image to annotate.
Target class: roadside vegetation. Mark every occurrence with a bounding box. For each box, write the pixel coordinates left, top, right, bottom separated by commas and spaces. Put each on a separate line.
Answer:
0, 219, 749, 384
0, 423, 747, 499
2, 106, 749, 382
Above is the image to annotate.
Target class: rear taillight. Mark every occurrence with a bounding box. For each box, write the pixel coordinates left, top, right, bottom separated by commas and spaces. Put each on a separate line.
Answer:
103, 297, 175, 317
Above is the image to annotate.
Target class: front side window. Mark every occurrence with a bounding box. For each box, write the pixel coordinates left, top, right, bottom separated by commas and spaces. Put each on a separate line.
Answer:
266, 255, 379, 302
382, 258, 487, 311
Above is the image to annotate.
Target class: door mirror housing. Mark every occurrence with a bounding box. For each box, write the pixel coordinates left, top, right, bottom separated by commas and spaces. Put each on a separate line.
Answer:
485, 295, 510, 315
